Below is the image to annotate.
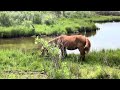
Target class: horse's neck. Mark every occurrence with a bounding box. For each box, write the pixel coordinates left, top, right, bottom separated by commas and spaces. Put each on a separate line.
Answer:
49, 37, 58, 44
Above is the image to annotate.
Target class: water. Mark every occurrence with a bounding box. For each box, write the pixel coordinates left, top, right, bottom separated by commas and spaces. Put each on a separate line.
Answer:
0, 37, 52, 50
0, 37, 36, 49
89, 22, 120, 51
0, 22, 120, 54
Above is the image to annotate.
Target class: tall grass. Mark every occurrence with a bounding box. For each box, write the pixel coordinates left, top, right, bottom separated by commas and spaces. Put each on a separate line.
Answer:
0, 47, 120, 79
0, 25, 35, 38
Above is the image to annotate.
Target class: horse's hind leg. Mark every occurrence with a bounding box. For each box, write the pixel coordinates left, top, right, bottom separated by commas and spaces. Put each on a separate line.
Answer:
78, 47, 85, 61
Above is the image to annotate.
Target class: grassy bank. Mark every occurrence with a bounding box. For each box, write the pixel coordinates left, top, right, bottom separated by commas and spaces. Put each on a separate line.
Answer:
1, 16, 120, 38
0, 48, 120, 79
0, 11, 120, 38
0, 25, 35, 38
87, 16, 120, 22
34, 18, 97, 36
0, 18, 97, 38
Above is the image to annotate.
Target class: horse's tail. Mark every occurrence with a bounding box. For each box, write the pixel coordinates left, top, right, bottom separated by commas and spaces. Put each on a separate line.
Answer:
84, 38, 91, 53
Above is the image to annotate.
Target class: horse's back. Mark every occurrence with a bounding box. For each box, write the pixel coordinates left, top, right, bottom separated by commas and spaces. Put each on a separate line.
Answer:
59, 35, 86, 44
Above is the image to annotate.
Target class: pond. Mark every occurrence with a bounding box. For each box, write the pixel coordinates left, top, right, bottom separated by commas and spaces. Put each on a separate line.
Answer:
90, 22, 120, 51
0, 22, 120, 54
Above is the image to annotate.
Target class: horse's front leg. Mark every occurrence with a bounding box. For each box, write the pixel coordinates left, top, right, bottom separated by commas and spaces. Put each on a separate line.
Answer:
41, 47, 48, 56
59, 47, 66, 60
64, 47, 67, 57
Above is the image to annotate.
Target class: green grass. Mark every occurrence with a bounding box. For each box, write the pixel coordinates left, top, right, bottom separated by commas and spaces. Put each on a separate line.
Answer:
85, 16, 120, 22
32, 16, 120, 36
0, 18, 96, 38
0, 48, 120, 79
0, 25, 35, 38
35, 18, 97, 36
0, 14, 120, 38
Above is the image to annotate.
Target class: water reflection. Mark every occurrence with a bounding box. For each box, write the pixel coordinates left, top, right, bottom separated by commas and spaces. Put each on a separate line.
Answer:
0, 37, 35, 45
0, 37, 35, 49
78, 30, 97, 37
0, 37, 53, 49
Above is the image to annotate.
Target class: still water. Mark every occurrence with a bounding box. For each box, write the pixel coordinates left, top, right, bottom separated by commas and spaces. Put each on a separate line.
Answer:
90, 22, 120, 51
0, 22, 120, 54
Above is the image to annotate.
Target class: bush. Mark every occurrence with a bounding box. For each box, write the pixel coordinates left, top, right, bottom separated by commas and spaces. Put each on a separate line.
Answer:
0, 12, 12, 27
33, 13, 42, 24
65, 11, 97, 18
35, 37, 60, 60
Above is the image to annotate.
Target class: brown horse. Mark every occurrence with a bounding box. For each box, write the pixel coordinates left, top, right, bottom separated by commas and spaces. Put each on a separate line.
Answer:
48, 35, 91, 61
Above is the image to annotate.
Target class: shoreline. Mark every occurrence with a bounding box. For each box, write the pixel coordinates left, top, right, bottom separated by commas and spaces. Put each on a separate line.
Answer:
0, 16, 120, 38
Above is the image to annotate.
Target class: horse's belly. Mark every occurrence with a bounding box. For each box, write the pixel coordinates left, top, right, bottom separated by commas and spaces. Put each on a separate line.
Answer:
64, 41, 77, 50
67, 47, 77, 50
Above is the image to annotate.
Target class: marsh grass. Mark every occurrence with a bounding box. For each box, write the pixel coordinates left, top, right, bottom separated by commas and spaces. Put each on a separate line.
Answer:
0, 25, 35, 38
34, 19, 97, 36
0, 48, 120, 79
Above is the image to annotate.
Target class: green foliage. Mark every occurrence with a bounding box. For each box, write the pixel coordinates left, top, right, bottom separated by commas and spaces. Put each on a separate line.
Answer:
89, 16, 120, 22
96, 11, 120, 16
34, 18, 97, 36
1, 47, 120, 79
0, 12, 12, 27
0, 25, 35, 38
35, 37, 60, 60
0, 11, 57, 26
32, 12, 42, 24
0, 11, 120, 38
64, 11, 97, 18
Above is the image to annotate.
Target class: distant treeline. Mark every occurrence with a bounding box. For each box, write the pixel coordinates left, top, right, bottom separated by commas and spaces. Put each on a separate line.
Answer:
95, 11, 120, 16
0, 11, 120, 27
0, 11, 97, 27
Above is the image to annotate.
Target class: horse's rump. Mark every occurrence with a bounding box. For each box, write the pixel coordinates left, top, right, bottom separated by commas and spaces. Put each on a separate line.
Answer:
84, 38, 91, 53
